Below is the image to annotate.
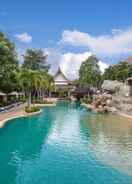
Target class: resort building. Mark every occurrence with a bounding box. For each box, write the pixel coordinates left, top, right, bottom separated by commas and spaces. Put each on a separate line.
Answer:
53, 67, 93, 99
53, 67, 73, 97
54, 67, 72, 87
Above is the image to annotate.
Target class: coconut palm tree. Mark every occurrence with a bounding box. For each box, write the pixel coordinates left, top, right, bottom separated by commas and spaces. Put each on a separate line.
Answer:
16, 67, 54, 108
44, 72, 54, 97
17, 69, 45, 108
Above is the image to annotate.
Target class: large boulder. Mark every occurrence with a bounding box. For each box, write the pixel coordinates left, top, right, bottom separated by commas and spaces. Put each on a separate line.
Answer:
102, 80, 130, 96
102, 80, 121, 93
101, 80, 132, 113
117, 83, 130, 97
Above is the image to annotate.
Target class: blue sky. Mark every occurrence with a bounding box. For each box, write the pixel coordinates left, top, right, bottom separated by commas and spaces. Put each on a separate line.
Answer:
0, 0, 132, 79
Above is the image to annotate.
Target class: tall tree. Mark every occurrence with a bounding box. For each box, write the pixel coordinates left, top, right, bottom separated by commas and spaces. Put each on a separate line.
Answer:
79, 56, 101, 87
103, 62, 132, 81
23, 49, 49, 71
18, 69, 45, 108
0, 32, 18, 93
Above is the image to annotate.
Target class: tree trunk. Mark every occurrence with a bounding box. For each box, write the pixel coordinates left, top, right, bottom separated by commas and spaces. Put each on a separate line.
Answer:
42, 90, 45, 101
27, 90, 31, 108
49, 91, 51, 98
37, 89, 40, 100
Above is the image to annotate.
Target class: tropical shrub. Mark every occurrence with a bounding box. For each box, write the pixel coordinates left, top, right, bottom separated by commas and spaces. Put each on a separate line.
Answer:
81, 96, 92, 104
25, 106, 40, 113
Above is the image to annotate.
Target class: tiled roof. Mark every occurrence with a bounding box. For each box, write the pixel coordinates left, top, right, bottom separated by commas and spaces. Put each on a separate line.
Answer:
125, 56, 132, 65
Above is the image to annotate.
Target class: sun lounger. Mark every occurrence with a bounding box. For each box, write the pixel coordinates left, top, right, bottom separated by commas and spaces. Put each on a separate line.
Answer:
0, 102, 23, 114
0, 107, 6, 112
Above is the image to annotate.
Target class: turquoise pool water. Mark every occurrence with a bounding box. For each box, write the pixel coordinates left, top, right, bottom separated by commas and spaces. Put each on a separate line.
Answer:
0, 101, 132, 184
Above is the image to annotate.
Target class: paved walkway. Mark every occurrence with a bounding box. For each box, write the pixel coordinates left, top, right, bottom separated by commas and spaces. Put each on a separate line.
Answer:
0, 103, 56, 128
0, 104, 26, 128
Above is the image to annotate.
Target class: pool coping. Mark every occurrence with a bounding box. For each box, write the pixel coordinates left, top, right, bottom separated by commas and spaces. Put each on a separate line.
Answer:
33, 103, 56, 107
117, 112, 132, 120
0, 109, 42, 128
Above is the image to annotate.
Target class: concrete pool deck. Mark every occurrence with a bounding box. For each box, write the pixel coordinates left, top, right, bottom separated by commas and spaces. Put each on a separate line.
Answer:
117, 112, 132, 120
0, 103, 56, 128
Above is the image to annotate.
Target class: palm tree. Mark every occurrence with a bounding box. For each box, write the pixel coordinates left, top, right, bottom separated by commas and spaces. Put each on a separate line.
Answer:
17, 69, 45, 108
16, 68, 54, 108
44, 72, 54, 97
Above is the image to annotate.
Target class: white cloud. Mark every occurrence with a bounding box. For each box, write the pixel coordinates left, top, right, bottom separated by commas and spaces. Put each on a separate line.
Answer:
61, 28, 132, 56
46, 48, 108, 80
15, 33, 32, 43
98, 60, 109, 73
111, 29, 122, 35
44, 48, 62, 74
59, 52, 92, 80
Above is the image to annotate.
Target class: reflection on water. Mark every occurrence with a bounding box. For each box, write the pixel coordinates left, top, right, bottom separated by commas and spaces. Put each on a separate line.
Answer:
0, 101, 132, 184
0, 109, 55, 183
81, 113, 132, 175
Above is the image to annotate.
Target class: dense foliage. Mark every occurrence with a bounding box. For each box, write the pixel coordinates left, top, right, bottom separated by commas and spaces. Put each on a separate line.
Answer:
23, 48, 49, 71
0, 32, 18, 93
0, 32, 53, 108
79, 56, 101, 87
103, 62, 132, 81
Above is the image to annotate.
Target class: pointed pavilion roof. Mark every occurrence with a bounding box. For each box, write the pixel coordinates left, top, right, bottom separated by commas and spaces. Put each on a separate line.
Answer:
54, 67, 69, 82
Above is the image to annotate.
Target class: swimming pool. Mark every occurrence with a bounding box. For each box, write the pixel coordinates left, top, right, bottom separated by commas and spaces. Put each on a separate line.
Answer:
0, 101, 132, 184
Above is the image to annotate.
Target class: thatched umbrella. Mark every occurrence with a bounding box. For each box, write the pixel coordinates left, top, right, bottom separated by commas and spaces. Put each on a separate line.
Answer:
8, 91, 19, 97
8, 92, 19, 103
0, 92, 6, 96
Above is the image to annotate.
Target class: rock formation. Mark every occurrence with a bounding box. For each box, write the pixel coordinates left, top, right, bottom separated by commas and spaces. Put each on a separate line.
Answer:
102, 80, 132, 114
92, 91, 116, 113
